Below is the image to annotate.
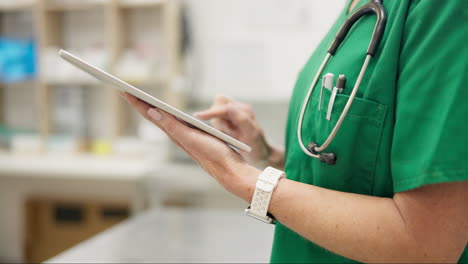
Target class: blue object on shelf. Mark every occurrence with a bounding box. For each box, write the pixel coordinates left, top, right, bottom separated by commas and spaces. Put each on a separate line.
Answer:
0, 37, 37, 83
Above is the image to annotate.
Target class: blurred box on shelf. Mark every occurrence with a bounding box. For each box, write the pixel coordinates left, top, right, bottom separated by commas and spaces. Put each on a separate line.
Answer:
118, 0, 165, 8
166, 74, 189, 108
11, 134, 42, 154
46, 135, 82, 154
115, 46, 168, 85
0, 37, 36, 83
40, 47, 106, 85
90, 138, 112, 156
115, 49, 153, 84
44, 135, 170, 158
0, 124, 12, 150
52, 85, 89, 136
113, 136, 169, 161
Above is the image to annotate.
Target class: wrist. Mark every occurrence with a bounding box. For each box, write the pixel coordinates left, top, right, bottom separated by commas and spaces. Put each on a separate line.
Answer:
253, 136, 285, 169
244, 166, 286, 224
228, 163, 260, 203
266, 144, 285, 169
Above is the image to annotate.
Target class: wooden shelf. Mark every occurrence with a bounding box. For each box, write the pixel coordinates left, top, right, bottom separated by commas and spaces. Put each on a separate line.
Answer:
38, 75, 168, 87
0, 153, 154, 180
0, 80, 37, 88
40, 80, 101, 86
44, 1, 108, 12
0, 1, 35, 11
121, 76, 168, 86
118, 0, 166, 9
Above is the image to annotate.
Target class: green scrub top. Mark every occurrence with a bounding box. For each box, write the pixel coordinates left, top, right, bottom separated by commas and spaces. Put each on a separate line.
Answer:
271, 0, 468, 263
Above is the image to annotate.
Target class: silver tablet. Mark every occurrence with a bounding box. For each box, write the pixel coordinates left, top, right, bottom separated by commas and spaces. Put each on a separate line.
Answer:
59, 49, 251, 153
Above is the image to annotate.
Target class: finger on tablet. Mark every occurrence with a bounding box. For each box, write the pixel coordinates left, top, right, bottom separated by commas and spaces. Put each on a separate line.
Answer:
194, 105, 230, 120
214, 95, 232, 104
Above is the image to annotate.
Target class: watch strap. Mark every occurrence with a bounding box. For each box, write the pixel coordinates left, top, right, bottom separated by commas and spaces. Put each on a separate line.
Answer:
245, 167, 285, 224
249, 188, 271, 219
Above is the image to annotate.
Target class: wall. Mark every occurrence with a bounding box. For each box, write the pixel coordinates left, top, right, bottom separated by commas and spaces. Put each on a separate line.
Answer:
184, 0, 347, 102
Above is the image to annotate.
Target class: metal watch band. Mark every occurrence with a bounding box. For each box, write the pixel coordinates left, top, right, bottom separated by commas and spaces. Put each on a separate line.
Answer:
245, 167, 285, 224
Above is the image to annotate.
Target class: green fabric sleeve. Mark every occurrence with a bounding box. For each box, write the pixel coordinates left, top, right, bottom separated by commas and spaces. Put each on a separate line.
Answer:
391, 0, 468, 193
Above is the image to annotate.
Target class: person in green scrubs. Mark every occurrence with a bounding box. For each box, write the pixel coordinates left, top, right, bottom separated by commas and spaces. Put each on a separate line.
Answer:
121, 0, 467, 262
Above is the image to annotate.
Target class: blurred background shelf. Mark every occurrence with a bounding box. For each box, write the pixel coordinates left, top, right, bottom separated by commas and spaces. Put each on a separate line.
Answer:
118, 0, 166, 9
0, 80, 36, 87
40, 80, 100, 86
0, 1, 35, 11
44, 1, 108, 12
0, 153, 154, 180
36, 0, 183, 147
0, 0, 183, 156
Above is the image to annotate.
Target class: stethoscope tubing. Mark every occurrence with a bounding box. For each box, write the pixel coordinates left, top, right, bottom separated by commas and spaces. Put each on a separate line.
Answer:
297, 53, 331, 159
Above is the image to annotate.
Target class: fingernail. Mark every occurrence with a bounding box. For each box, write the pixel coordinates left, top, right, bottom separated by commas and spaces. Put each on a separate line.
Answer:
148, 108, 163, 121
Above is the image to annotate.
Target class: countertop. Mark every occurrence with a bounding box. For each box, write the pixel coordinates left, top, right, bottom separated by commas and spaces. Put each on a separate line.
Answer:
47, 208, 275, 263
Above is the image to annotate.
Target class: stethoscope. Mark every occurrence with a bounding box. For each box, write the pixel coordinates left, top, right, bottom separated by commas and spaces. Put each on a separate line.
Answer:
297, 0, 388, 165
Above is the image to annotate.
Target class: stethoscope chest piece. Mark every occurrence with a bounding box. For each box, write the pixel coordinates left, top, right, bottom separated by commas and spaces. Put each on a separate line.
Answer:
307, 142, 337, 165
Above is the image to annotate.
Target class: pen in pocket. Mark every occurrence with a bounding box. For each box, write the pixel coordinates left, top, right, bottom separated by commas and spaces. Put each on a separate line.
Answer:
319, 73, 334, 111
326, 74, 346, 121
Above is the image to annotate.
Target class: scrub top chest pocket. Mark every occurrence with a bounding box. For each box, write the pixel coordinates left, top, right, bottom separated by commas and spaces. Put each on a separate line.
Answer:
296, 87, 388, 195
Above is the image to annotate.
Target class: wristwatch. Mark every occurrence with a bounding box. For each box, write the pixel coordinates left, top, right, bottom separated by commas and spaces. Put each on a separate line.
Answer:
245, 166, 285, 224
